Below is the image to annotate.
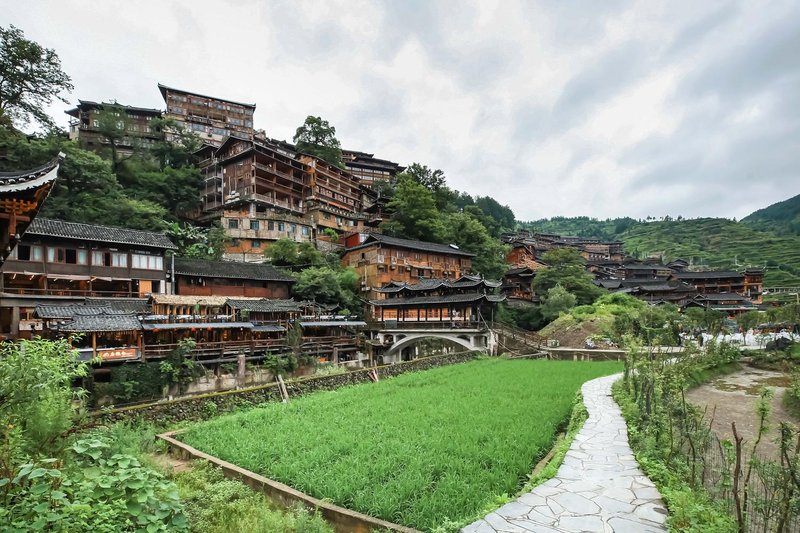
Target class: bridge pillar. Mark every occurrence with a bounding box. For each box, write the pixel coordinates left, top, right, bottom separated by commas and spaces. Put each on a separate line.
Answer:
487, 330, 498, 355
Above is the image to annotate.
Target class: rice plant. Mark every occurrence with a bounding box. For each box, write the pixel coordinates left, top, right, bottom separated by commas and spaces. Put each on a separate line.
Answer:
181, 359, 621, 531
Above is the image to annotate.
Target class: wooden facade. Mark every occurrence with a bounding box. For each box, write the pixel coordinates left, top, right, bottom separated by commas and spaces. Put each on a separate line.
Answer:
65, 100, 162, 155
342, 233, 475, 298
368, 276, 504, 326
159, 84, 255, 146
0, 219, 174, 339
171, 256, 294, 298
341, 149, 404, 187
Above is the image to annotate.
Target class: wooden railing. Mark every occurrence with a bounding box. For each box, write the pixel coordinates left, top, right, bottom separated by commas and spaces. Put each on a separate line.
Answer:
141, 336, 359, 360
491, 322, 547, 350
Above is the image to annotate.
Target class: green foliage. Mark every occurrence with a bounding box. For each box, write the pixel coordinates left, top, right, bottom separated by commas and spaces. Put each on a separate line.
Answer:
0, 25, 73, 130
159, 339, 204, 393
522, 214, 800, 287
382, 175, 445, 242
495, 303, 545, 331
442, 211, 509, 279
172, 462, 331, 533
742, 192, 800, 236
264, 237, 300, 266
0, 338, 87, 464
533, 248, 604, 306
165, 222, 227, 260
0, 436, 186, 532
540, 284, 577, 320
622, 218, 800, 287
402, 162, 446, 192
292, 266, 360, 315
181, 359, 621, 531
293, 115, 344, 168
91, 362, 166, 406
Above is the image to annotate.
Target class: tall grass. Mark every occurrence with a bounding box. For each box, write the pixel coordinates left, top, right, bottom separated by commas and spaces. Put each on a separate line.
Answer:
181, 359, 621, 531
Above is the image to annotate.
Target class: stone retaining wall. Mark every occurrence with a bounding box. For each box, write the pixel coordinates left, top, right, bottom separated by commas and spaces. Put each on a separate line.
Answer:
94, 351, 480, 425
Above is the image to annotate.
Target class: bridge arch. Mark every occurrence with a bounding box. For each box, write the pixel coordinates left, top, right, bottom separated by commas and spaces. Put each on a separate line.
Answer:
385, 333, 477, 356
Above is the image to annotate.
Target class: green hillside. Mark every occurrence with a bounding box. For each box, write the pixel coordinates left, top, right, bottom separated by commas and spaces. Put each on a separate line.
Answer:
742, 193, 800, 236
521, 215, 800, 288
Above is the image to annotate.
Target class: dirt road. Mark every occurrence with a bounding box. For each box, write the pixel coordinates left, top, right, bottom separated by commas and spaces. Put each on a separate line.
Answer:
685, 367, 795, 460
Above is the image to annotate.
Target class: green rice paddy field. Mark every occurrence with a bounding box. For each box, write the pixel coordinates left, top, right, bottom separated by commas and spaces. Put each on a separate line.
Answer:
180, 359, 622, 531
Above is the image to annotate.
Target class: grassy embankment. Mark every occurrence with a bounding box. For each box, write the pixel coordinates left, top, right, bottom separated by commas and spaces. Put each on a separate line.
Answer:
180, 358, 622, 531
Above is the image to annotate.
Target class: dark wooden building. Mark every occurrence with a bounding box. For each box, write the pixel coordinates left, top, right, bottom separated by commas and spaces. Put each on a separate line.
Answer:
341, 149, 404, 187
171, 256, 295, 298
342, 233, 476, 298
0, 219, 174, 338
368, 275, 503, 325
159, 84, 255, 147
65, 100, 162, 155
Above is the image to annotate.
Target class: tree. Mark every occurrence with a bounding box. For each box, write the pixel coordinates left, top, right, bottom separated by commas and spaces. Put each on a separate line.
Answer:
164, 222, 227, 259
297, 241, 324, 267
293, 115, 344, 168
0, 25, 73, 130
148, 116, 201, 170
94, 104, 130, 172
541, 284, 577, 320
442, 211, 508, 279
403, 163, 446, 191
532, 248, 604, 305
382, 176, 445, 242
292, 266, 360, 315
474, 196, 515, 234
0, 338, 87, 465
264, 238, 299, 267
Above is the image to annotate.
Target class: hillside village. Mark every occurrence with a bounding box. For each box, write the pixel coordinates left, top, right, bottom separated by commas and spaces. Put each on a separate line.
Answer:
1, 79, 793, 388
3, 18, 800, 533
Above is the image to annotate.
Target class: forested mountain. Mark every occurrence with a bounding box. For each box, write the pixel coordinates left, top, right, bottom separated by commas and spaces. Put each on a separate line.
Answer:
522, 211, 800, 287
742, 193, 800, 236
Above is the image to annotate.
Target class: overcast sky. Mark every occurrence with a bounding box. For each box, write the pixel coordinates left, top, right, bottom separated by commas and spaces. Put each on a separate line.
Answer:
7, 0, 800, 221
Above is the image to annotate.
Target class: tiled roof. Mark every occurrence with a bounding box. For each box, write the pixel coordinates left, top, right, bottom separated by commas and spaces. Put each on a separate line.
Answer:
226, 298, 301, 312
58, 314, 142, 332
173, 257, 295, 282
141, 322, 253, 330
26, 218, 176, 250
375, 276, 501, 293
370, 292, 505, 307
150, 294, 231, 306
0, 155, 62, 193
300, 320, 367, 327
692, 293, 752, 302
674, 271, 743, 280
505, 267, 536, 276
347, 234, 476, 257
84, 297, 150, 313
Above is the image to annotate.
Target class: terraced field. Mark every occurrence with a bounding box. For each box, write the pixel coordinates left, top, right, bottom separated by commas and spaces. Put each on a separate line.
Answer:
180, 358, 622, 531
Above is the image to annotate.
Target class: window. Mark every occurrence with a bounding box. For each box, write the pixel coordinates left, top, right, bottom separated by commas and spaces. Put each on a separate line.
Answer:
47, 247, 65, 263
228, 219, 239, 230
16, 245, 43, 261
111, 253, 127, 267
92, 251, 108, 266
302, 227, 310, 236
278, 222, 285, 232
289, 224, 296, 233
252, 239, 262, 248
268, 221, 274, 231
132, 254, 163, 270
250, 220, 259, 231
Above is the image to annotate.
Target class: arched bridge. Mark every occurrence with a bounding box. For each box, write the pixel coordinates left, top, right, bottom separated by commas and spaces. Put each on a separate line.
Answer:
372, 323, 494, 362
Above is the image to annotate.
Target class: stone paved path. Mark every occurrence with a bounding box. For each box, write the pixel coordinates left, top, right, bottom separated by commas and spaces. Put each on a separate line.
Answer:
462, 374, 668, 533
